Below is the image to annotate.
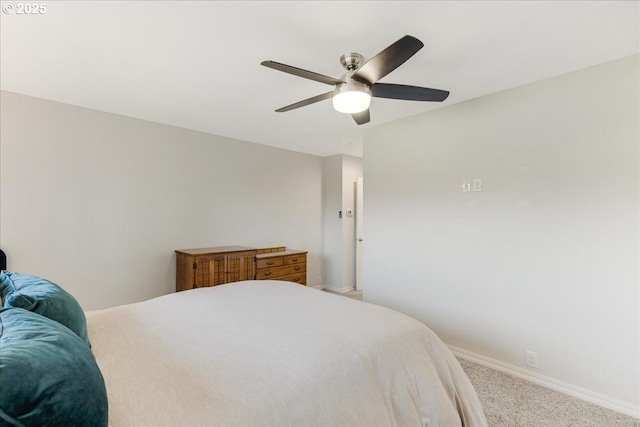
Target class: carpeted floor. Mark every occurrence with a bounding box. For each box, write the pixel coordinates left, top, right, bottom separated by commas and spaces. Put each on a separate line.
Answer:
458, 357, 640, 427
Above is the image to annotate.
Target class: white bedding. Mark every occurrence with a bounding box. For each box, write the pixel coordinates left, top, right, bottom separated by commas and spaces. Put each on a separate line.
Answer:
86, 280, 487, 426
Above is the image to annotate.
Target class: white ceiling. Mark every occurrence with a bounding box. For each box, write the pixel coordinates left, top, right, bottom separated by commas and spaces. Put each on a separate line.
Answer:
1, 1, 638, 157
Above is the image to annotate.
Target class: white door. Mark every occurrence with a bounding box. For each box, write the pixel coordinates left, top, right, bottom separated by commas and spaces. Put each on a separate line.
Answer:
355, 177, 364, 291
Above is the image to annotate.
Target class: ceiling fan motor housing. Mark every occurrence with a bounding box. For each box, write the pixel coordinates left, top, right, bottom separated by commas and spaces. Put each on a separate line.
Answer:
339, 52, 365, 71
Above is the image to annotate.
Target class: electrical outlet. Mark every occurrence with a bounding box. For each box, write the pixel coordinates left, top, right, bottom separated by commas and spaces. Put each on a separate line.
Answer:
526, 351, 538, 368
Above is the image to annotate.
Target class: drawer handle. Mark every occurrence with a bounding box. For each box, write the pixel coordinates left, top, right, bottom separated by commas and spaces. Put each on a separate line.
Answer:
293, 277, 300, 282
267, 262, 274, 265
291, 258, 298, 262
294, 267, 300, 271
264, 272, 271, 276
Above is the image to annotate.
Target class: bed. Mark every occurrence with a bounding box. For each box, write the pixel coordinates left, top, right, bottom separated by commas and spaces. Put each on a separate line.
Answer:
0, 272, 487, 426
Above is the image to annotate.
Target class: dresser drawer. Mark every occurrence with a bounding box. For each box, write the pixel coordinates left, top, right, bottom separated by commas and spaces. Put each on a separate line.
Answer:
276, 273, 306, 285
287, 262, 306, 276
256, 264, 306, 280
256, 256, 284, 269
283, 253, 306, 265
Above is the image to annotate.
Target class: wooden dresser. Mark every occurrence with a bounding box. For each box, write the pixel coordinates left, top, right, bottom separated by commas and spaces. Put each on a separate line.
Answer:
175, 246, 257, 292
255, 247, 307, 285
175, 246, 307, 291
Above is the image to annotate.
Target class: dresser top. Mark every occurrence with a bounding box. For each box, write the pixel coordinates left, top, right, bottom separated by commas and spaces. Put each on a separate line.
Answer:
255, 249, 307, 259
175, 246, 255, 255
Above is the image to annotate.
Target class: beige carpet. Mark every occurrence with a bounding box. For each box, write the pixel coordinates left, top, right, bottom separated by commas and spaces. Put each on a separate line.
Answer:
458, 358, 640, 427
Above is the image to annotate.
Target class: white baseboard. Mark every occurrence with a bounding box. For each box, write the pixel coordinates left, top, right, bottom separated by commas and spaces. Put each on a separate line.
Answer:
321, 284, 355, 294
448, 345, 640, 419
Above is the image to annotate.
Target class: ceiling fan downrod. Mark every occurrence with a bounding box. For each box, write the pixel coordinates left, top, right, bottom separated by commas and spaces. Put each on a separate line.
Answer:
339, 52, 364, 72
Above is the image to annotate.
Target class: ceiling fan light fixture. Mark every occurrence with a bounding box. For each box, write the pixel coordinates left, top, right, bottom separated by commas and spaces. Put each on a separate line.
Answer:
332, 80, 371, 114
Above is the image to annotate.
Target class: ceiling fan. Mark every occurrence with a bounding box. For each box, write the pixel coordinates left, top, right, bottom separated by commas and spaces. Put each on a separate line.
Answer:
261, 35, 449, 125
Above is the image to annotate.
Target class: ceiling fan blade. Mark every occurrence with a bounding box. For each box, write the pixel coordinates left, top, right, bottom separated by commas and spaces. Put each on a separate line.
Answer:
372, 83, 449, 102
275, 92, 333, 112
261, 61, 344, 86
351, 35, 424, 85
352, 109, 370, 125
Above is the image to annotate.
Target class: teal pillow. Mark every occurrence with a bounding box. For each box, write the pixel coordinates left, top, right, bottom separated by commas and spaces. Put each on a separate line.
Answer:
0, 271, 90, 345
0, 308, 108, 426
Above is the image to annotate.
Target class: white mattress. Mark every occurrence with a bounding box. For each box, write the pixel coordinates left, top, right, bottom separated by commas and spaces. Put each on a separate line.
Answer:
86, 280, 487, 426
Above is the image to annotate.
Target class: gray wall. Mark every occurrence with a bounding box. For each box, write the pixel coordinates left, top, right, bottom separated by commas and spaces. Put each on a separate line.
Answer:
322, 154, 362, 292
0, 91, 323, 310
363, 55, 639, 408
321, 155, 343, 290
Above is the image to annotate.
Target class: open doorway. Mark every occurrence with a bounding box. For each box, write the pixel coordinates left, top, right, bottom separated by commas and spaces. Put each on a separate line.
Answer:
355, 176, 364, 291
